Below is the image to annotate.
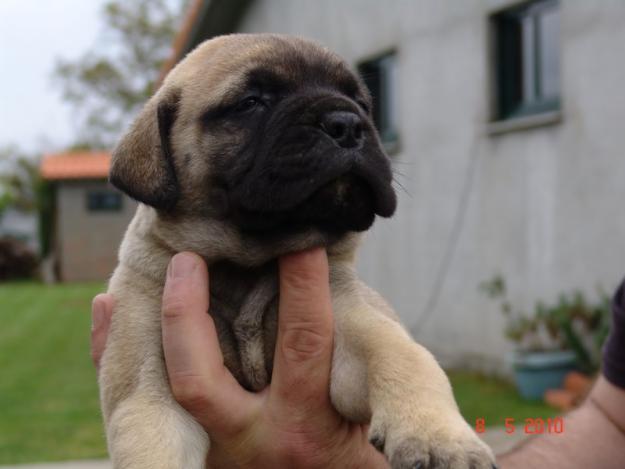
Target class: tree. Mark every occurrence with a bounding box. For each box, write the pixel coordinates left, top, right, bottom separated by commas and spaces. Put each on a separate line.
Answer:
53, 0, 186, 148
0, 146, 40, 214
0, 146, 52, 256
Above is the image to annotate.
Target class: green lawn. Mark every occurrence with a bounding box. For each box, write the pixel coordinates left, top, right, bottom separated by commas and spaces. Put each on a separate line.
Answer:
449, 370, 558, 429
0, 282, 558, 464
0, 282, 107, 464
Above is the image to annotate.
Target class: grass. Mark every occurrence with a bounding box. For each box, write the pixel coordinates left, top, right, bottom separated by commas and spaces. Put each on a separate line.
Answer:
449, 370, 559, 429
0, 282, 107, 464
0, 282, 558, 464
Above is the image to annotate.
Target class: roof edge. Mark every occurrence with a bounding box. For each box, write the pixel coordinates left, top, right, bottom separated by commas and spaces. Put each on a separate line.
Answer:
156, 0, 253, 87
40, 151, 111, 181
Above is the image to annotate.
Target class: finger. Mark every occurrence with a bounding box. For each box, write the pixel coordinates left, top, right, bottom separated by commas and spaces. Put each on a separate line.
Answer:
271, 247, 334, 421
162, 252, 258, 435
91, 293, 114, 371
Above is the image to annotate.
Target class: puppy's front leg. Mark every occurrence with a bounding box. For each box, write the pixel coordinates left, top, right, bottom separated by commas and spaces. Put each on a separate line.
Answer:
101, 271, 209, 469
330, 281, 495, 469
105, 380, 208, 469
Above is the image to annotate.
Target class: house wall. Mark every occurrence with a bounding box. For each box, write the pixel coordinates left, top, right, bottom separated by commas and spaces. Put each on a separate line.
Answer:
57, 180, 137, 282
231, 0, 625, 370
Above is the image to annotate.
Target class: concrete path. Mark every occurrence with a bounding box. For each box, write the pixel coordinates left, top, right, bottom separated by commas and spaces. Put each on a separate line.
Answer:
0, 426, 529, 468
480, 425, 530, 455
0, 461, 110, 469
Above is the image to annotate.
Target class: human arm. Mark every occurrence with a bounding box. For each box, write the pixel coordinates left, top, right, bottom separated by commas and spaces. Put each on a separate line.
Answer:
498, 279, 625, 469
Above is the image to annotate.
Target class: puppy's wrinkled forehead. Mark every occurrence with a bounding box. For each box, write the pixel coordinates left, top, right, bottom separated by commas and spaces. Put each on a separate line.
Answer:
164, 34, 363, 113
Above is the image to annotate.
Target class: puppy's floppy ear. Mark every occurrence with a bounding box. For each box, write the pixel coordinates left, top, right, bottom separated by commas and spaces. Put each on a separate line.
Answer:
109, 89, 180, 210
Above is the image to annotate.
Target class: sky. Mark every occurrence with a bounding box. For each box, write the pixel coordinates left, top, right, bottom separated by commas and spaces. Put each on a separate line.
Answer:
0, 0, 108, 154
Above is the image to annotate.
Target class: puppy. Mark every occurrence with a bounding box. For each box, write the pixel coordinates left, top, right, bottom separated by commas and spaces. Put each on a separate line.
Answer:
101, 33, 495, 468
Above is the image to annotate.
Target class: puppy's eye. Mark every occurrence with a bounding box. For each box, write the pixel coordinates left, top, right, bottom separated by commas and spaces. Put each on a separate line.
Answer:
356, 100, 370, 114
234, 96, 264, 113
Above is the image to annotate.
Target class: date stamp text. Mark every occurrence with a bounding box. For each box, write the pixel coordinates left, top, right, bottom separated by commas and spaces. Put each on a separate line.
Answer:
474, 416, 564, 434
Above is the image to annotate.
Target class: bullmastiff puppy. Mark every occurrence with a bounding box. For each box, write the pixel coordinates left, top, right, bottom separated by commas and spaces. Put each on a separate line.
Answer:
101, 33, 495, 468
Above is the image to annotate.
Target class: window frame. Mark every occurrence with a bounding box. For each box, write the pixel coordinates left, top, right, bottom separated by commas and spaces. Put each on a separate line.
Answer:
357, 50, 400, 153
86, 190, 123, 213
490, 0, 561, 124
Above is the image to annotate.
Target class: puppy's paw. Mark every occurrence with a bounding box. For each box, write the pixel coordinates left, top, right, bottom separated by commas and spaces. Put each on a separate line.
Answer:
368, 410, 496, 469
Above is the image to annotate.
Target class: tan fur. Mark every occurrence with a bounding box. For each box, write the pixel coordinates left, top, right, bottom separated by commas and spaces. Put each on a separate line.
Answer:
101, 34, 495, 468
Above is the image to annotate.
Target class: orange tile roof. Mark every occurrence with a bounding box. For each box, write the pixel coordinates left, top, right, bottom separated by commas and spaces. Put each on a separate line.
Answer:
40, 151, 111, 180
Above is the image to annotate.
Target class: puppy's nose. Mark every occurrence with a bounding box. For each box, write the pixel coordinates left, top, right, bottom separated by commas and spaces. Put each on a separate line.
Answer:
320, 111, 364, 148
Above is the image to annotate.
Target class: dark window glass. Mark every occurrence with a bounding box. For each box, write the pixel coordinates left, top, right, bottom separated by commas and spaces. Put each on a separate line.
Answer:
358, 52, 398, 148
87, 191, 122, 212
492, 0, 560, 120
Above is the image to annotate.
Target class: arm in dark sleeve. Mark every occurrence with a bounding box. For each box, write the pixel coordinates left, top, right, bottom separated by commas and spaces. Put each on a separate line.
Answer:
602, 279, 625, 389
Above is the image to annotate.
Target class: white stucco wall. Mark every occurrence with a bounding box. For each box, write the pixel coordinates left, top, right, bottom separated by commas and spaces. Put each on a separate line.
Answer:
235, 0, 625, 370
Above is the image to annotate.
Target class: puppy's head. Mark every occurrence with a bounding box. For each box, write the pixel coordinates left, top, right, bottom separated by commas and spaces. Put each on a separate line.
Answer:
111, 34, 396, 243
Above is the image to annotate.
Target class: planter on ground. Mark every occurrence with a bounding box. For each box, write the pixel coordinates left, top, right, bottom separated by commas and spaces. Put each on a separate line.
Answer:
510, 350, 577, 400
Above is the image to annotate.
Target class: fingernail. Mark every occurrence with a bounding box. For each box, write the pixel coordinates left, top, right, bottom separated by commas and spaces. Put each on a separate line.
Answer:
169, 252, 197, 278
92, 298, 104, 331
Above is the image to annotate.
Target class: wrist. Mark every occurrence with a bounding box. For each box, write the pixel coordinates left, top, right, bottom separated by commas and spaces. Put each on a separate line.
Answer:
588, 375, 625, 434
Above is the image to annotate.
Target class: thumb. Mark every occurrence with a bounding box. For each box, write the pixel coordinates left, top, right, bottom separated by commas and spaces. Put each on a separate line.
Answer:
270, 247, 334, 419
91, 293, 114, 371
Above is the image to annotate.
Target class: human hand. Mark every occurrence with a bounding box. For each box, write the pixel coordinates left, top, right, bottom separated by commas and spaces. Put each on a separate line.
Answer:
91, 248, 389, 468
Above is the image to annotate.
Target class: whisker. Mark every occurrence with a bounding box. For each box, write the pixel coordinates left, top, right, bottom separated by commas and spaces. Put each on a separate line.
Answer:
392, 168, 410, 180
390, 159, 414, 166
392, 176, 412, 198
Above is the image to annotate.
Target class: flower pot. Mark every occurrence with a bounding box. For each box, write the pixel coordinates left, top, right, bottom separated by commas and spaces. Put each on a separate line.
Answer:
510, 350, 578, 400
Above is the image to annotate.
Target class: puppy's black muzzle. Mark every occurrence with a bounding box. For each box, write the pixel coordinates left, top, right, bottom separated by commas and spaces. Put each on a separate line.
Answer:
320, 111, 364, 149
227, 94, 397, 233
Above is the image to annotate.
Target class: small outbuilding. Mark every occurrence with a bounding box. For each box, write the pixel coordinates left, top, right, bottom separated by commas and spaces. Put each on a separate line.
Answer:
40, 151, 137, 282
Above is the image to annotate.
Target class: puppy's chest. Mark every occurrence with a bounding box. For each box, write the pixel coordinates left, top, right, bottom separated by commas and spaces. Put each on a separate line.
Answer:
208, 260, 279, 391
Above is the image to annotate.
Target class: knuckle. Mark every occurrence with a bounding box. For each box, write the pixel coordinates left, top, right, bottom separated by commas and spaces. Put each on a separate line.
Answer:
278, 431, 335, 467
161, 294, 188, 321
90, 349, 100, 369
282, 267, 317, 289
280, 323, 330, 363
281, 264, 326, 294
169, 372, 210, 413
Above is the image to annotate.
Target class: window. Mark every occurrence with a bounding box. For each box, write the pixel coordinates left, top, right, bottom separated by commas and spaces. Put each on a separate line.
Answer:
87, 191, 122, 212
357, 52, 399, 150
492, 0, 560, 121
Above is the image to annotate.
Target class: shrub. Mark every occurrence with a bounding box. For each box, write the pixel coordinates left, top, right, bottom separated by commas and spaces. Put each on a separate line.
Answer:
480, 275, 611, 374
0, 236, 38, 281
